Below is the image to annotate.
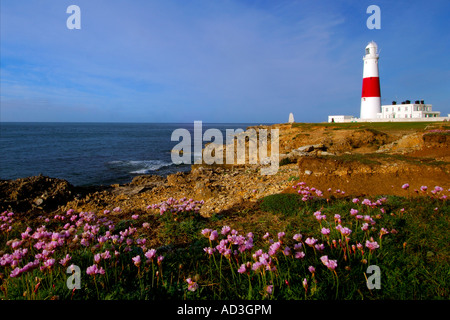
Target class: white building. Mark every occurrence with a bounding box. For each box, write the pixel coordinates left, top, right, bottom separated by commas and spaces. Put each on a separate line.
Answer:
377, 100, 440, 119
328, 115, 355, 123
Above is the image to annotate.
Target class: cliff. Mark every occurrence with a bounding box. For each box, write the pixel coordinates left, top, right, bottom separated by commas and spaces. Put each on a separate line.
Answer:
1, 122, 448, 216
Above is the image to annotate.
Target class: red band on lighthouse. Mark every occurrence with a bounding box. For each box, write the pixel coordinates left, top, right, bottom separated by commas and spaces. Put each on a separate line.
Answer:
361, 77, 381, 98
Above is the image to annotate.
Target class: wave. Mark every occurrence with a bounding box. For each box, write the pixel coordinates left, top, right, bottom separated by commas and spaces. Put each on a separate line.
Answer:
108, 160, 174, 174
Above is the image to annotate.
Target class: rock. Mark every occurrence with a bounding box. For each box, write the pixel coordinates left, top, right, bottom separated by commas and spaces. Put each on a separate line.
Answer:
288, 113, 295, 123
318, 151, 335, 156
297, 145, 314, 153
312, 143, 325, 150
0, 175, 76, 213
167, 172, 187, 186
130, 174, 166, 186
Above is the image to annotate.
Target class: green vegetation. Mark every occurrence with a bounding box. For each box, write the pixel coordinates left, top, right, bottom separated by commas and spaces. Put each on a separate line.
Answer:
291, 121, 445, 132
279, 157, 296, 166
1, 185, 448, 300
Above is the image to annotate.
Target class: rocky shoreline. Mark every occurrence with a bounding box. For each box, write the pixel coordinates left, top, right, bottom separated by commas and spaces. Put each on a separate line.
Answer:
1, 122, 449, 217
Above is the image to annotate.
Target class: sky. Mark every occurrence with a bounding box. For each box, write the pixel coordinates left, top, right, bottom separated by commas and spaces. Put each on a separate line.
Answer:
1, 0, 449, 123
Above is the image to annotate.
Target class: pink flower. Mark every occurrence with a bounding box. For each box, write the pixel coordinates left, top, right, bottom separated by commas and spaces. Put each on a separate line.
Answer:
365, 239, 380, 251
402, 183, 410, 190
86, 264, 98, 275
201, 228, 212, 237
295, 251, 305, 259
315, 243, 325, 251
293, 233, 302, 241
131, 214, 139, 220
305, 237, 317, 247
132, 255, 141, 267
302, 278, 308, 290
59, 254, 72, 267
252, 261, 262, 271
326, 259, 337, 270
352, 198, 360, 204
10, 267, 21, 278
221, 225, 231, 235
320, 255, 337, 270
350, 208, 359, 216
11, 240, 22, 249
42, 258, 55, 269
380, 228, 389, 238
209, 230, 219, 241
94, 253, 101, 264
101, 250, 111, 260
321, 228, 330, 235
308, 266, 315, 274
145, 249, 156, 261
420, 186, 428, 192
339, 227, 352, 236
186, 278, 199, 292
266, 285, 273, 295
203, 247, 215, 255
238, 262, 251, 274
268, 242, 281, 256
313, 211, 326, 220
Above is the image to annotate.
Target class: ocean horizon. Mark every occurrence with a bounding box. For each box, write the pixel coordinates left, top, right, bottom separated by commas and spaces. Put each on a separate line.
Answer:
0, 122, 269, 186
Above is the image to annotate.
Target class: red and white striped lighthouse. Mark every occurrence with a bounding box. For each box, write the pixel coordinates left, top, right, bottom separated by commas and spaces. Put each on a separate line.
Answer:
360, 41, 381, 119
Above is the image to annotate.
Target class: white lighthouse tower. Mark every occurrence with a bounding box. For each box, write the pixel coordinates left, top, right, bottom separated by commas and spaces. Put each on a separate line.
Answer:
360, 41, 381, 119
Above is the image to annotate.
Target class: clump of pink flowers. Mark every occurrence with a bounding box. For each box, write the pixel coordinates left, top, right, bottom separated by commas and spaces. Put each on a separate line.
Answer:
147, 197, 204, 215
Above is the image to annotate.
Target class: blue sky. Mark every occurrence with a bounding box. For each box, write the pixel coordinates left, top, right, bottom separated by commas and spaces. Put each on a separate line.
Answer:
1, 0, 449, 123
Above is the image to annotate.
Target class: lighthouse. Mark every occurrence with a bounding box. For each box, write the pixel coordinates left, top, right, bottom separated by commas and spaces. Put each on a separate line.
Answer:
360, 41, 381, 119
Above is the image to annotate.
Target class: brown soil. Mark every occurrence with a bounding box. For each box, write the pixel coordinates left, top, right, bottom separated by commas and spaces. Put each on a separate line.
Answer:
288, 155, 448, 198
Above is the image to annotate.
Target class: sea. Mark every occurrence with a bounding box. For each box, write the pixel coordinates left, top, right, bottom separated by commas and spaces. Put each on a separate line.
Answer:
0, 122, 264, 186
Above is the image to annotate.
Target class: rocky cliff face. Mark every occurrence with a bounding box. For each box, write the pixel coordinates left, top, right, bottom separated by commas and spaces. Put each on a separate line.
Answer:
0, 175, 76, 213
2, 122, 449, 216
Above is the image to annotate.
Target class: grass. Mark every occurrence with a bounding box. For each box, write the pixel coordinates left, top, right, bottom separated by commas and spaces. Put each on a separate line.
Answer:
291, 122, 446, 132
0, 184, 448, 300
